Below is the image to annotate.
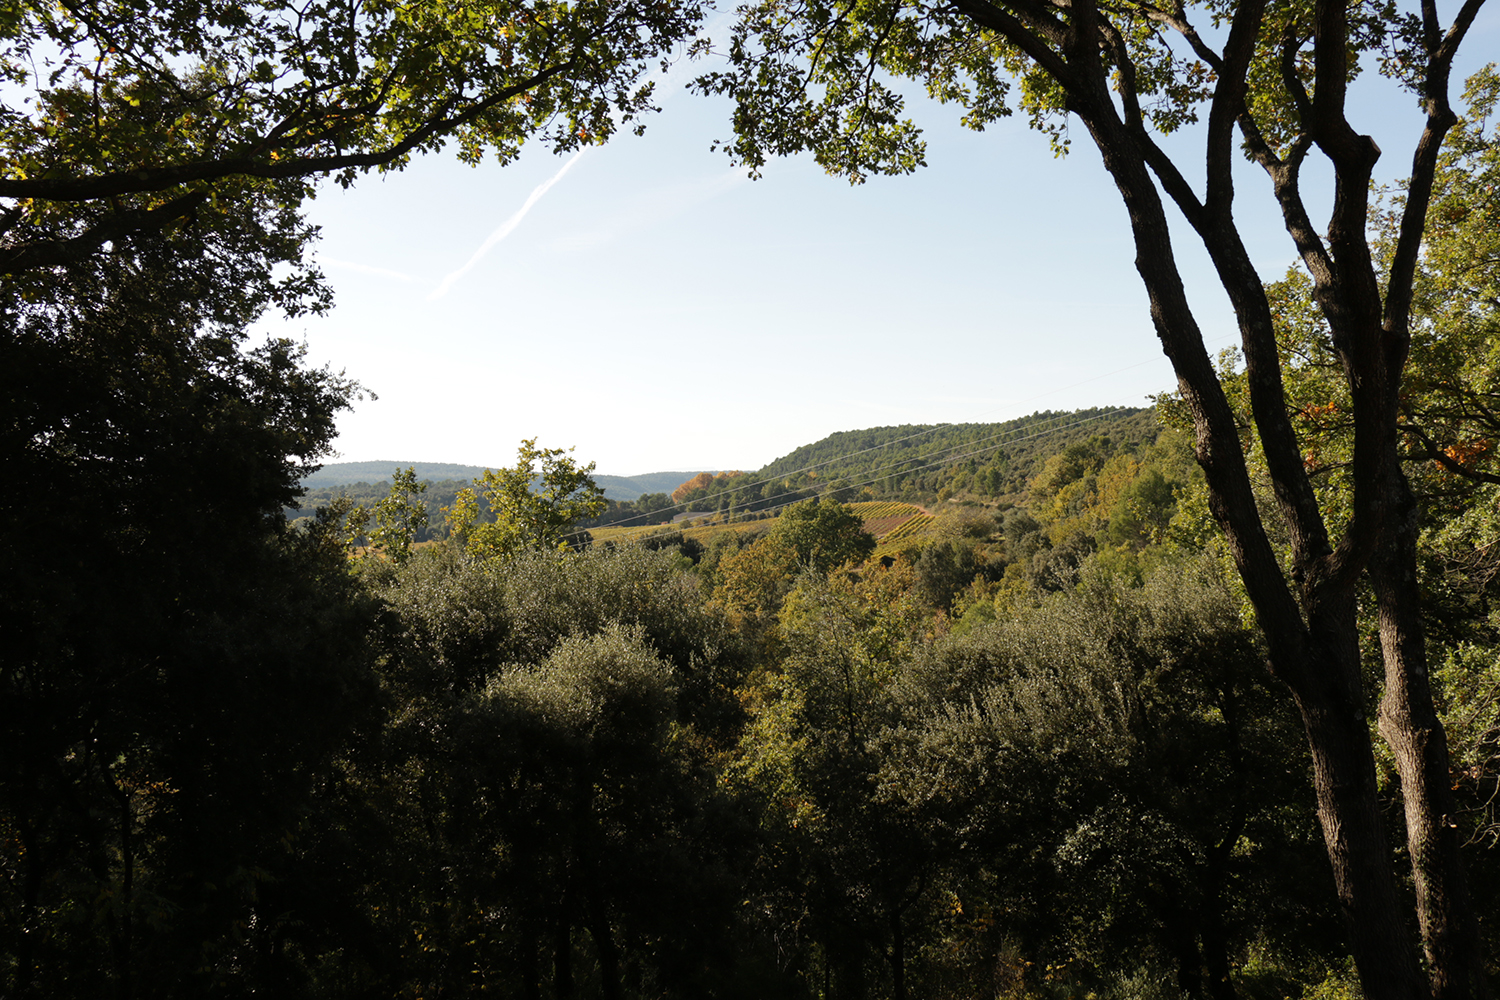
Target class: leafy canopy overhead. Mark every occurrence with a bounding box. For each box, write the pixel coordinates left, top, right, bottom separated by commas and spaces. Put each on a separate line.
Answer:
0, 0, 709, 273
695, 0, 1480, 181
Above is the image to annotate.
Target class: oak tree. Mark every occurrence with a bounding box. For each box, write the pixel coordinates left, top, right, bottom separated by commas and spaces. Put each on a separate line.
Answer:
371, 466, 430, 563
0, 194, 377, 998
770, 496, 878, 573
698, 1, 1492, 996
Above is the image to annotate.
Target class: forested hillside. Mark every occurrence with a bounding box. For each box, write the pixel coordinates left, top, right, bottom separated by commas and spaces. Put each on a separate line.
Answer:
302, 461, 493, 488
756, 406, 1160, 501
591, 407, 1165, 528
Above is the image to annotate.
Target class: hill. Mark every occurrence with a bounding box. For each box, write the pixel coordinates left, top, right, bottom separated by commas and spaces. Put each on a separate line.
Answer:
666, 406, 1160, 514
303, 463, 703, 502
298, 407, 1166, 540
756, 407, 1157, 500
595, 472, 705, 500
302, 461, 490, 488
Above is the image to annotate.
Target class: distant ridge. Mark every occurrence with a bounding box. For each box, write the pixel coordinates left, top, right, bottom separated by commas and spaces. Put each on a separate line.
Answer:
302, 462, 703, 502
300, 462, 489, 488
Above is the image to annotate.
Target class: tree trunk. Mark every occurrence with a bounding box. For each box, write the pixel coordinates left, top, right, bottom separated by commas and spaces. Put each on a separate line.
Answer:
587, 893, 623, 1000
1167, 905, 1206, 1000
553, 908, 574, 1000
112, 777, 134, 1000
13, 812, 40, 999
1075, 97, 1426, 1000
1288, 626, 1426, 1000
1371, 477, 1492, 1000
888, 906, 906, 1000
519, 910, 541, 1000
1202, 910, 1235, 1000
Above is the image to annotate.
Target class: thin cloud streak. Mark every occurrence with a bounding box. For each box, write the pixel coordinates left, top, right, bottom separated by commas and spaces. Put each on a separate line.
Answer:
427, 147, 588, 300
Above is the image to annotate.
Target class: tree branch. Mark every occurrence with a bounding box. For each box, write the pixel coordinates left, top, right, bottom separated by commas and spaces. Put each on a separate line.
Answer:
1203, 0, 1266, 215
0, 190, 210, 273
1128, 2, 1225, 74
0, 61, 576, 203
1384, 0, 1489, 336
950, 0, 1074, 84
1402, 424, 1500, 485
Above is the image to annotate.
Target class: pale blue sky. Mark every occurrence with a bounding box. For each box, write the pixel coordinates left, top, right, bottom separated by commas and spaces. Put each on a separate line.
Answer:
273, 12, 1498, 477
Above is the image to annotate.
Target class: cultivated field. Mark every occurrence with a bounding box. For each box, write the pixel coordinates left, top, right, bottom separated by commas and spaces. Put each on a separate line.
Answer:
844, 501, 923, 540
592, 500, 939, 554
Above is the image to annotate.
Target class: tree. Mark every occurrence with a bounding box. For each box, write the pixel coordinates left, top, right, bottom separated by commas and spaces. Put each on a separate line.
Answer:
769, 496, 877, 574
886, 556, 1338, 998
0, 195, 379, 997
711, 534, 803, 655
447, 439, 607, 560
699, 2, 1491, 997
673, 472, 717, 503
1387, 67, 1500, 493
912, 539, 988, 611
730, 566, 936, 1000
371, 466, 430, 564
1, 1, 709, 273
362, 547, 755, 998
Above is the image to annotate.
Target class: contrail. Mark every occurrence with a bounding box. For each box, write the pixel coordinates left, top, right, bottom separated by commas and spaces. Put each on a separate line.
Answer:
427, 147, 588, 300
425, 11, 733, 300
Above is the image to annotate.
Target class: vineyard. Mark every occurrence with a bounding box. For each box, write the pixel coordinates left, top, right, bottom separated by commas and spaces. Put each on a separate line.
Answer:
879, 513, 935, 543
591, 520, 768, 546
847, 501, 925, 521
589, 525, 657, 544
847, 501, 926, 541
592, 501, 934, 553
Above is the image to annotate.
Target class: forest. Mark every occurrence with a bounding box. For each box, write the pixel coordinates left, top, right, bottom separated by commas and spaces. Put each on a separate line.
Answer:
3, 1, 1499, 999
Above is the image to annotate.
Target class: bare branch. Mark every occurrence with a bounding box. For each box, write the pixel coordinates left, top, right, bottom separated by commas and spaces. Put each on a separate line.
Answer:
1278, 27, 1314, 125
1203, 0, 1266, 214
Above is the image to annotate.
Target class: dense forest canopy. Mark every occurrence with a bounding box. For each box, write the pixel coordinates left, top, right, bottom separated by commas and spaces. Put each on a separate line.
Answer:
3, 0, 1499, 999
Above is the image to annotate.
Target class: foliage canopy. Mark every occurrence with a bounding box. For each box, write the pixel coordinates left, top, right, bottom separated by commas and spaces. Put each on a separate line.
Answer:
0, 0, 709, 273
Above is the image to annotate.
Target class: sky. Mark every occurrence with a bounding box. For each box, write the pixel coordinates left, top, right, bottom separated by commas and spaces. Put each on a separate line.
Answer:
271, 9, 1499, 478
